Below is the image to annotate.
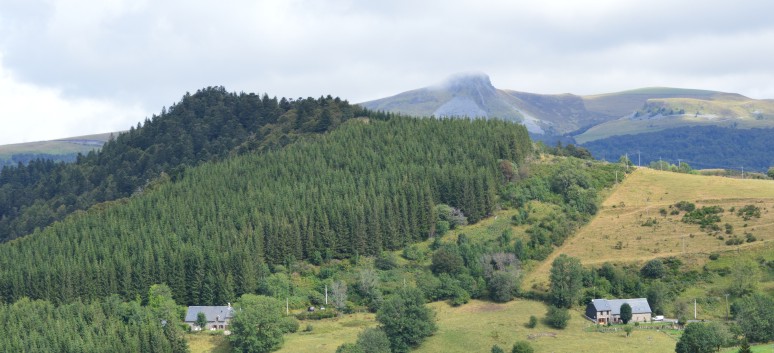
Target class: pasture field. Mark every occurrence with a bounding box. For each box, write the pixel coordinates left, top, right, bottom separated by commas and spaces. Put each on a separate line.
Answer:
414, 299, 676, 353
186, 332, 230, 353
524, 168, 774, 292
190, 300, 678, 353
276, 312, 379, 353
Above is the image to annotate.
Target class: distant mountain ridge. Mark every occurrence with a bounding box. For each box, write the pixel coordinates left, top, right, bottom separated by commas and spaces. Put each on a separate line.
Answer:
360, 73, 774, 141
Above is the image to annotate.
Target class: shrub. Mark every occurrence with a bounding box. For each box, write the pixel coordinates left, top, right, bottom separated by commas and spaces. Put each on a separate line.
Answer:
304, 324, 313, 332
641, 218, 658, 227
708, 253, 720, 260
431, 245, 465, 275
356, 327, 391, 353
296, 310, 337, 320
736, 205, 761, 220
526, 315, 538, 328
491, 345, 505, 353
336, 343, 364, 353
279, 317, 300, 333
725, 237, 744, 246
624, 325, 633, 337
511, 340, 534, 353
674, 201, 696, 212
545, 305, 570, 329
640, 259, 666, 279
488, 271, 516, 303
401, 245, 425, 261
375, 252, 398, 270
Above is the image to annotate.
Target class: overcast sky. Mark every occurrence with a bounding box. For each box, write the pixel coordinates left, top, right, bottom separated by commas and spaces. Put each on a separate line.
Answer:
1, 0, 774, 144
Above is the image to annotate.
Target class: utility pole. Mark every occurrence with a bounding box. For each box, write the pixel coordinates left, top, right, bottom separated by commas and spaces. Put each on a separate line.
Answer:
724, 293, 729, 321
615, 171, 618, 184
741, 166, 745, 179
638, 151, 641, 167
659, 157, 662, 171
625, 153, 629, 171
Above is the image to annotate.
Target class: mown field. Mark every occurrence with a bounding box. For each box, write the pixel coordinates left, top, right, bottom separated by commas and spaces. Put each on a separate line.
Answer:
524, 167, 774, 293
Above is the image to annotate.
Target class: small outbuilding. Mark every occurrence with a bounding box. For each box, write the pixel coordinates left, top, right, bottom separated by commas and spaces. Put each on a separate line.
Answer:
585, 298, 652, 324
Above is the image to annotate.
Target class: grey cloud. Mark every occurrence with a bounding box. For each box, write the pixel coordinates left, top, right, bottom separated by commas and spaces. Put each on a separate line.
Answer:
0, 0, 773, 138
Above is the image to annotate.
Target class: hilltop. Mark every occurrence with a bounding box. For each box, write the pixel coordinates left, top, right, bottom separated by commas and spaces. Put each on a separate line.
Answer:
361, 74, 774, 172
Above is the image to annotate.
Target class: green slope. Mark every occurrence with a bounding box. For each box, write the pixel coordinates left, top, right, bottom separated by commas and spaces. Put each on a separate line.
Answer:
0, 132, 116, 166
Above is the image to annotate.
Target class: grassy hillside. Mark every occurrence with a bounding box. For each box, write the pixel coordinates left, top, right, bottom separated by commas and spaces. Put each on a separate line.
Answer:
576, 93, 774, 143
581, 87, 725, 118
524, 168, 774, 292
0, 132, 115, 166
0, 132, 114, 156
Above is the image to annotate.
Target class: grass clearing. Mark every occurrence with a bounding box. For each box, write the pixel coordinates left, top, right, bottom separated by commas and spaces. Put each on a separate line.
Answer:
186, 332, 230, 353
276, 312, 378, 353
413, 299, 676, 353
523, 168, 774, 292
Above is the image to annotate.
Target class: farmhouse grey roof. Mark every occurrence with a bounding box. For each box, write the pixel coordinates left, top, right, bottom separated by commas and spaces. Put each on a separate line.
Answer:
590, 298, 651, 315
591, 299, 611, 311
184, 306, 234, 322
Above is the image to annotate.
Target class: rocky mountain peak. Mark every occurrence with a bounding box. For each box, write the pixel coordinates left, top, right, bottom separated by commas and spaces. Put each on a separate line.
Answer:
439, 72, 495, 93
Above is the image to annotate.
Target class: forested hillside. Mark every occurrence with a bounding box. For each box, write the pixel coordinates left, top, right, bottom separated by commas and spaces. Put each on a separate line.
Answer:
0, 117, 531, 306
0, 87, 377, 242
581, 126, 774, 171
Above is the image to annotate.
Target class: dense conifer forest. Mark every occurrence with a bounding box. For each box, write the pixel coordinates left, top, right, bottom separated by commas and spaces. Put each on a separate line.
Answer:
0, 87, 380, 242
0, 116, 531, 306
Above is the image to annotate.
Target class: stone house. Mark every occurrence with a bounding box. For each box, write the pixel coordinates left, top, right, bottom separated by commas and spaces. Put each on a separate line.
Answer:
585, 298, 652, 324
184, 304, 234, 331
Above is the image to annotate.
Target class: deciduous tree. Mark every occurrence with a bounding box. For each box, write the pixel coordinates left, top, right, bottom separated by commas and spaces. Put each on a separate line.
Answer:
549, 254, 583, 308
230, 294, 284, 353
376, 288, 436, 353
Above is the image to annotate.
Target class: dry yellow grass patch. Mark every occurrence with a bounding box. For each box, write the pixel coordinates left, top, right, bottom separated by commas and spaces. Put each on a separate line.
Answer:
524, 168, 774, 291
